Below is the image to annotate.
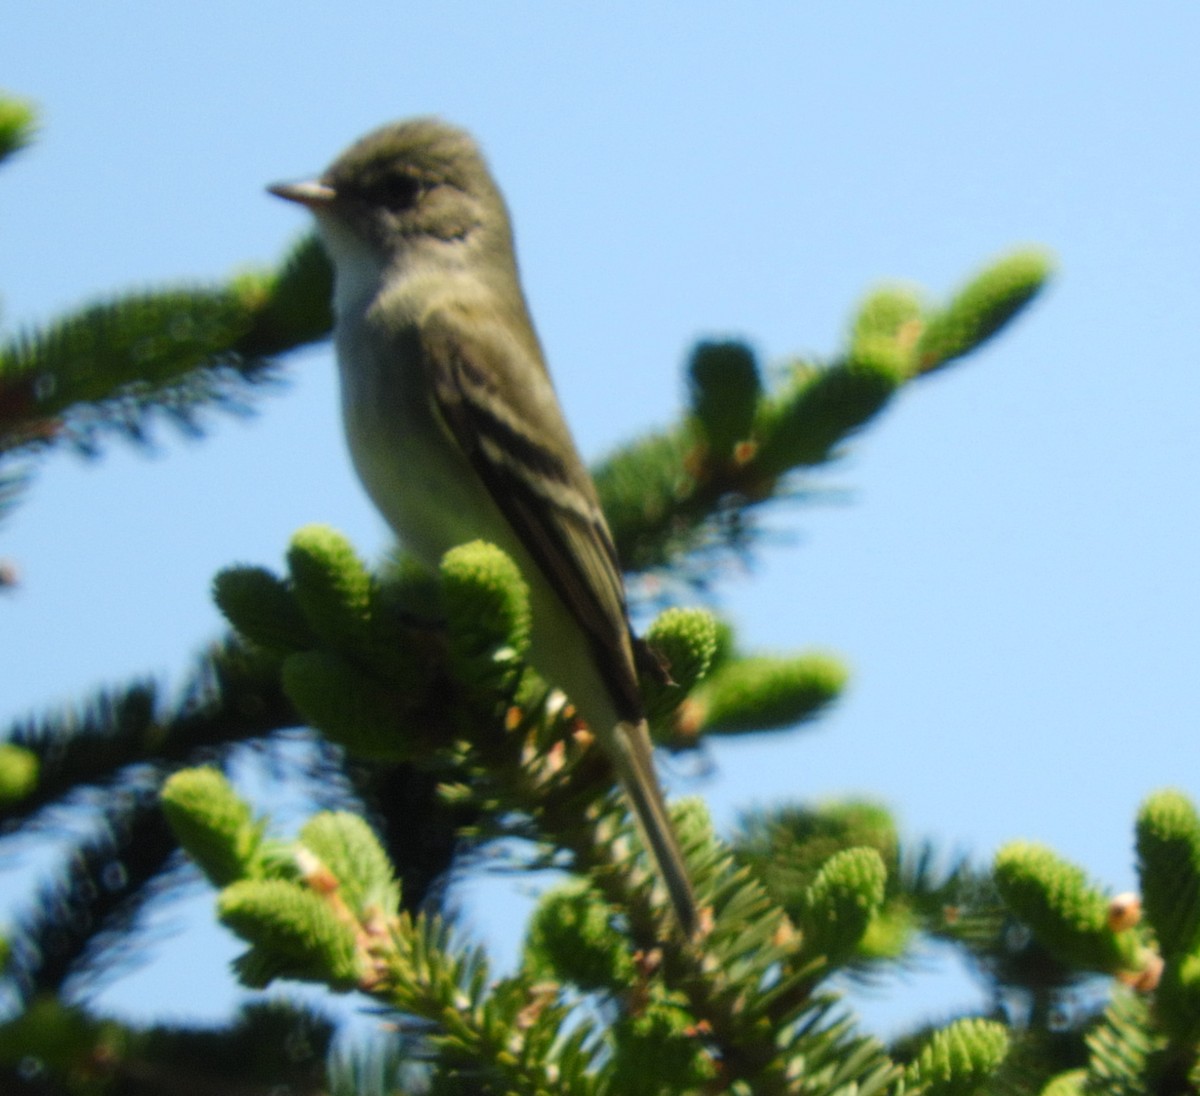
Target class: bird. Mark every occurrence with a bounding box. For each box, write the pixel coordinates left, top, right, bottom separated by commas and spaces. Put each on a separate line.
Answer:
269, 118, 697, 935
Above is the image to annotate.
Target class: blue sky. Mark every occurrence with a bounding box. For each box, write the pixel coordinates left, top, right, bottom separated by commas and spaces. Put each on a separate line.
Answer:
3, 3, 1199, 1037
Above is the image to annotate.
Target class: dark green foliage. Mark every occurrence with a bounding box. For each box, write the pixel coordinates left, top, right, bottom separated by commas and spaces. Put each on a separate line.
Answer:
3, 790, 181, 1006
608, 1000, 720, 1094
0, 641, 293, 834
0, 169, 334, 521
591, 427, 700, 572
233, 233, 334, 357
735, 800, 900, 901
733, 801, 918, 969
1154, 954, 1200, 1047
0, 288, 261, 454
593, 249, 1051, 586
281, 650, 417, 760
0, 999, 333, 1096
967, 796, 1200, 1092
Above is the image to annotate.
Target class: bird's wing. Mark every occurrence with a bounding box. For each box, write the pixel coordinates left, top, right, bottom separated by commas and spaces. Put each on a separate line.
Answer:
419, 304, 642, 721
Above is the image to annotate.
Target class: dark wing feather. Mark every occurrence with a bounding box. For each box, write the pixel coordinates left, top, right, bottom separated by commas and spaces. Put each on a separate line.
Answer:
420, 308, 643, 721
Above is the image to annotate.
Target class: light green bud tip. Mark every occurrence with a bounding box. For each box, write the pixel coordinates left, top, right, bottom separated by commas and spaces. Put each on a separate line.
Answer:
213, 565, 311, 655
918, 248, 1054, 373
524, 879, 633, 991
1136, 788, 1200, 956
286, 525, 373, 651
994, 841, 1140, 973
1040, 1070, 1087, 1096
699, 652, 847, 735
645, 607, 719, 695
846, 334, 914, 385
439, 540, 532, 660
161, 767, 261, 888
0, 96, 37, 162
298, 811, 399, 920
218, 879, 362, 989
906, 1018, 1010, 1095
754, 353, 903, 475
852, 285, 924, 346
803, 846, 887, 958
850, 284, 927, 384
0, 744, 38, 806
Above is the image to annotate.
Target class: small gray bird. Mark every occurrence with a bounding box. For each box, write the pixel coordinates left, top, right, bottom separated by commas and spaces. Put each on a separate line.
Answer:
270, 119, 696, 935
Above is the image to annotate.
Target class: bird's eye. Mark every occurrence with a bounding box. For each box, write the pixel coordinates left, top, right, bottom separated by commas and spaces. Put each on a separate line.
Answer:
373, 174, 422, 211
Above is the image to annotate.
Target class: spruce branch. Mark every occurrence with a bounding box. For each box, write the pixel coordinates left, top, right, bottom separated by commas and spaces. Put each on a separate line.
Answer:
167, 767, 913, 1094
0, 999, 334, 1096
0, 147, 1072, 1089
1080, 991, 1163, 1096
993, 842, 1144, 978
594, 250, 1053, 581
1136, 789, 1200, 959
2, 789, 180, 1008
901, 1017, 1010, 1096
0, 640, 294, 829
198, 532, 937, 1091
0, 235, 332, 519
0, 287, 270, 455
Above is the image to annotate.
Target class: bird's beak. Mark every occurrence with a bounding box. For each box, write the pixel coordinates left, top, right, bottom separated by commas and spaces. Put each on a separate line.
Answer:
267, 180, 337, 207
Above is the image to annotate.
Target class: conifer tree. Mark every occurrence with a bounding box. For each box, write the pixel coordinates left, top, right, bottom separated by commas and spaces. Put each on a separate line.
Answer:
5, 95, 1200, 1096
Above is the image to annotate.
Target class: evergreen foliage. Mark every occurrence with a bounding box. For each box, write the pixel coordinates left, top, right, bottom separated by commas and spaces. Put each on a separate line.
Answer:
10, 93, 1200, 1094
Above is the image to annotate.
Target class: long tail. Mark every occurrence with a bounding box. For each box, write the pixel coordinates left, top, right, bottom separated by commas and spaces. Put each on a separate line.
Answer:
607, 718, 697, 936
